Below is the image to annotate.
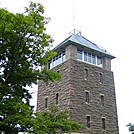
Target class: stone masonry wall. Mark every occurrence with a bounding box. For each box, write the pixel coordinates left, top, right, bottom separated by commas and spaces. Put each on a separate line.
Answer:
37, 59, 119, 134
103, 57, 111, 71
37, 60, 72, 112
68, 59, 119, 134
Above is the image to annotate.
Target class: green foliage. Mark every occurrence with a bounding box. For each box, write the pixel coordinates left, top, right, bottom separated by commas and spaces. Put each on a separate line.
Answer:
0, 2, 82, 134
127, 123, 134, 134
0, 2, 60, 133
33, 105, 84, 134
0, 97, 34, 133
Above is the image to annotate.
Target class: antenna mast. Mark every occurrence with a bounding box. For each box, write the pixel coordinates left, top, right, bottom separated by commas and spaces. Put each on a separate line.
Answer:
69, 0, 82, 35
72, 0, 75, 29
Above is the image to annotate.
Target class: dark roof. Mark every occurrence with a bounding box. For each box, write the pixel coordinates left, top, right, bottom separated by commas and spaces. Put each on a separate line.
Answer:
53, 33, 115, 59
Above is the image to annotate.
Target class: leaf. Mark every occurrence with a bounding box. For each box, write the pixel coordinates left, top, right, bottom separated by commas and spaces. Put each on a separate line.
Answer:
0, 2, 61, 133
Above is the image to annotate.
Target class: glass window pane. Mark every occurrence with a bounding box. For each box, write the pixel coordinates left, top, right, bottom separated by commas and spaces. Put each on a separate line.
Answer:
50, 62, 52, 69
102, 118, 106, 130
84, 52, 87, 62
62, 52, 66, 62
53, 57, 56, 67
45, 98, 48, 108
48, 60, 52, 69
56, 93, 59, 104
92, 55, 96, 64
59, 56, 62, 64
48, 51, 66, 69
100, 95, 104, 106
86, 92, 89, 103
88, 53, 91, 63
99, 73, 103, 83
97, 56, 103, 67
84, 69, 88, 80
87, 116, 90, 128
54, 55, 59, 66
77, 50, 82, 60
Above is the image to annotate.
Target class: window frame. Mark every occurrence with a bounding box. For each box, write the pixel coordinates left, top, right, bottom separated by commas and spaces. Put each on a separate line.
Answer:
45, 97, 48, 108
97, 56, 103, 67
48, 51, 66, 69
84, 68, 88, 80
86, 115, 91, 129
85, 91, 90, 104
102, 117, 106, 130
56, 93, 59, 105
77, 50, 103, 67
77, 50, 82, 60
99, 73, 103, 84
100, 94, 105, 106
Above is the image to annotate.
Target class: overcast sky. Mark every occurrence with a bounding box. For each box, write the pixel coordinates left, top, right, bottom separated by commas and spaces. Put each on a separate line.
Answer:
1, 0, 134, 133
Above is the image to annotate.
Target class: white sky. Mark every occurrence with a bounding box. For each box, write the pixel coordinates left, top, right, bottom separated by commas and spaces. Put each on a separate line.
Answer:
1, 0, 134, 133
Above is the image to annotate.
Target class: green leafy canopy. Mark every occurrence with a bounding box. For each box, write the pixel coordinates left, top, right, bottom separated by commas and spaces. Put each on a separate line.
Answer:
33, 105, 84, 134
0, 2, 60, 133
0, 2, 82, 134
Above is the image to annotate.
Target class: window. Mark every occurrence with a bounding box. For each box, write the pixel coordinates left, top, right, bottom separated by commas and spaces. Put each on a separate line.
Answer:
84, 69, 88, 80
45, 97, 48, 108
62, 52, 66, 62
57, 70, 60, 73
86, 92, 89, 103
58, 53, 62, 64
97, 56, 103, 67
53, 58, 55, 66
102, 118, 106, 130
88, 53, 92, 63
48, 60, 52, 69
100, 94, 104, 106
77, 50, 82, 60
56, 93, 59, 105
87, 116, 90, 128
48, 51, 66, 69
77, 50, 103, 67
99, 73, 103, 83
84, 52, 88, 62
92, 55, 96, 64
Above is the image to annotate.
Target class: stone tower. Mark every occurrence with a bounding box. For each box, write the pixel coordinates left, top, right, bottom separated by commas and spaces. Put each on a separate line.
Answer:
37, 30, 119, 134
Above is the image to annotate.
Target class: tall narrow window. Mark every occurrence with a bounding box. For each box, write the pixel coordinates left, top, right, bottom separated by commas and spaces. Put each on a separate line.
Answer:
100, 95, 104, 106
102, 118, 106, 130
88, 53, 92, 63
99, 73, 103, 83
84, 69, 88, 80
92, 55, 96, 64
97, 56, 103, 67
87, 116, 90, 128
45, 97, 48, 108
48, 60, 52, 69
84, 52, 88, 62
62, 52, 66, 62
56, 93, 59, 104
86, 92, 89, 103
77, 50, 82, 60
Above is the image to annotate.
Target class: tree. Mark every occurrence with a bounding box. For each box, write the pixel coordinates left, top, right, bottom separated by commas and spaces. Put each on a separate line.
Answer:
33, 105, 83, 134
0, 2, 83, 134
0, 2, 60, 133
127, 123, 134, 134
